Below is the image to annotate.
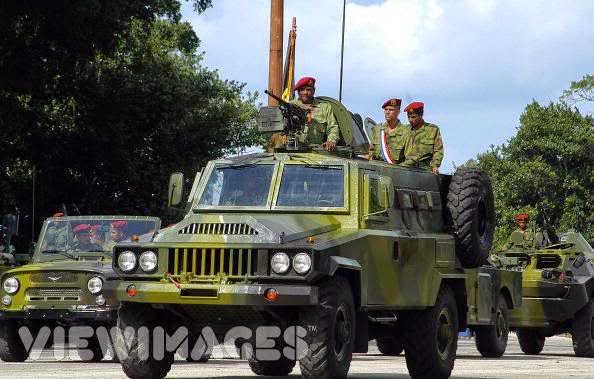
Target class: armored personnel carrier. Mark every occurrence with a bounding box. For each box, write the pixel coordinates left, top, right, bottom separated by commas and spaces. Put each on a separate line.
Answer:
493, 230, 594, 357
107, 97, 521, 379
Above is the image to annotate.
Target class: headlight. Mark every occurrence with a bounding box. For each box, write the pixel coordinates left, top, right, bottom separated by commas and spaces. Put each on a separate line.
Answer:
87, 276, 103, 294
118, 251, 137, 272
271, 252, 290, 274
3, 277, 19, 294
293, 253, 312, 275
139, 250, 158, 272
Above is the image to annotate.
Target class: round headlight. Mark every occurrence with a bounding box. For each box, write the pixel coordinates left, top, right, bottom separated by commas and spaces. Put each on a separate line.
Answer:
293, 253, 312, 275
87, 276, 103, 294
271, 252, 290, 274
118, 251, 137, 272
139, 251, 158, 272
3, 277, 19, 294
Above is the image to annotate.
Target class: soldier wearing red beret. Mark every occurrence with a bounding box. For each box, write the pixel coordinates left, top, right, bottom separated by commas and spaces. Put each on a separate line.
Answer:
72, 224, 103, 251
104, 220, 129, 251
368, 98, 407, 163
290, 77, 340, 151
502, 213, 535, 250
401, 102, 444, 174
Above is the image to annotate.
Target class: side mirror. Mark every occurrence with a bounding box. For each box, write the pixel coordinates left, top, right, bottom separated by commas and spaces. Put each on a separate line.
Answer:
168, 173, 184, 208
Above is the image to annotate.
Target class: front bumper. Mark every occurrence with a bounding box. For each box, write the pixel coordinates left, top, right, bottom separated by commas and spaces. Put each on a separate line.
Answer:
0, 307, 117, 322
104, 280, 318, 306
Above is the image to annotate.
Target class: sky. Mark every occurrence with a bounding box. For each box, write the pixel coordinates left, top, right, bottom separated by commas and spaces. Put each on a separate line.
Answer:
181, 0, 594, 172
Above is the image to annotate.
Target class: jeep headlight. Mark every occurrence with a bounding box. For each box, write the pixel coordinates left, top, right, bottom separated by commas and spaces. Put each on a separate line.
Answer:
271, 252, 290, 274
3, 277, 19, 294
139, 250, 158, 272
118, 251, 137, 272
293, 253, 312, 275
87, 276, 103, 294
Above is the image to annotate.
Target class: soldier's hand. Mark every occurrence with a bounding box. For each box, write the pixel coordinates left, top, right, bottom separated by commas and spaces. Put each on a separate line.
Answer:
432, 166, 439, 175
325, 141, 337, 151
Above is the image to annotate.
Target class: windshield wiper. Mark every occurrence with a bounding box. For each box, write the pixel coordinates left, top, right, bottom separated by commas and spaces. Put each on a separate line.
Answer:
41, 249, 78, 260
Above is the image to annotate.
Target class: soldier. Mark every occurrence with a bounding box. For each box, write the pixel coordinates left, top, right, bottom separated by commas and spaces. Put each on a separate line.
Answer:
502, 213, 535, 250
72, 224, 103, 251
290, 77, 340, 151
401, 102, 444, 174
41, 212, 68, 250
89, 224, 105, 247
368, 98, 407, 163
103, 220, 129, 251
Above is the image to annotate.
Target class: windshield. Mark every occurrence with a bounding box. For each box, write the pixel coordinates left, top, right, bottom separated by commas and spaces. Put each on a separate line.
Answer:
277, 165, 344, 207
39, 218, 159, 255
198, 164, 275, 207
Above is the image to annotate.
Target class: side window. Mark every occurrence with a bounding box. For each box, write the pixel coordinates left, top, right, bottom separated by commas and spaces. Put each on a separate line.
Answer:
369, 178, 383, 214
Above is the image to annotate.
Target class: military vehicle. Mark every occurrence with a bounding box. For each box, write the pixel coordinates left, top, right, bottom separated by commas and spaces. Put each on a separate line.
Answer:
492, 230, 594, 357
0, 215, 160, 362
106, 96, 521, 379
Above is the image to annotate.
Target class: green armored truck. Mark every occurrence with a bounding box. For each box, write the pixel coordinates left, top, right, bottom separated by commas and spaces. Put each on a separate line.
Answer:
0, 215, 160, 362
493, 230, 594, 357
107, 97, 522, 379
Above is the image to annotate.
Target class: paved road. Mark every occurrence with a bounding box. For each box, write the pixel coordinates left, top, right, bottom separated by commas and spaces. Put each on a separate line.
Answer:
1, 335, 593, 378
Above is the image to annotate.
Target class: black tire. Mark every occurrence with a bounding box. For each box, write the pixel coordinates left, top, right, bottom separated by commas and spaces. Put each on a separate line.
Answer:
116, 303, 173, 379
516, 329, 545, 355
474, 294, 509, 358
402, 285, 458, 379
248, 354, 296, 376
376, 337, 404, 356
447, 168, 495, 268
78, 334, 105, 362
0, 320, 29, 362
299, 277, 355, 379
572, 299, 594, 357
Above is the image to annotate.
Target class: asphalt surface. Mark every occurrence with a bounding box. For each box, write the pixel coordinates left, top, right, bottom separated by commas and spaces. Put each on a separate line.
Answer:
1, 335, 593, 378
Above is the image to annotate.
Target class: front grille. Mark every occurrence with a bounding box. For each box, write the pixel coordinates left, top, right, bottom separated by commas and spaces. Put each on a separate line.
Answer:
28, 288, 82, 301
168, 248, 257, 277
178, 223, 258, 235
30, 272, 78, 284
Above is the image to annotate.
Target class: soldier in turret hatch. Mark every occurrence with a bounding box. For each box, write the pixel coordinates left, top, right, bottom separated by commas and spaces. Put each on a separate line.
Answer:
502, 213, 535, 250
401, 102, 444, 174
369, 98, 408, 163
290, 77, 340, 151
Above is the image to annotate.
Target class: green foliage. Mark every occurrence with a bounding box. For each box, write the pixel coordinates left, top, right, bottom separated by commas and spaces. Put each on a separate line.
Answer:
562, 74, 594, 103
475, 101, 594, 248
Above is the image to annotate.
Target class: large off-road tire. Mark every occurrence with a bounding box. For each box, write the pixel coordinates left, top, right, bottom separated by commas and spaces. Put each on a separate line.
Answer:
572, 299, 594, 357
116, 303, 174, 379
516, 329, 545, 355
474, 294, 509, 357
248, 354, 296, 376
447, 168, 495, 268
376, 336, 404, 356
299, 277, 355, 379
0, 320, 29, 362
402, 285, 458, 379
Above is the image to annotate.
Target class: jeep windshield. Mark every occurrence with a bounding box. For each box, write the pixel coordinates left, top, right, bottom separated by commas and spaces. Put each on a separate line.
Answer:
38, 218, 159, 260
276, 165, 344, 208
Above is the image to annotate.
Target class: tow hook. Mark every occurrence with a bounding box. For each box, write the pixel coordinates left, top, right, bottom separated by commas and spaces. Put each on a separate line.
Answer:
165, 272, 181, 289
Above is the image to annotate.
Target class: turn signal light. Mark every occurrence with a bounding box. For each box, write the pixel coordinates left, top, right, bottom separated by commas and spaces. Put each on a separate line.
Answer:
264, 288, 279, 302
126, 285, 138, 297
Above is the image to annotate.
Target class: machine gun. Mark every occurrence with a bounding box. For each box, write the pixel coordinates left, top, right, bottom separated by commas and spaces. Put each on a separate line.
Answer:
263, 90, 308, 133
258, 91, 309, 150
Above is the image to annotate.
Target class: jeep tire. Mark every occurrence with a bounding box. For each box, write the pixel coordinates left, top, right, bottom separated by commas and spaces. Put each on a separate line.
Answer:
299, 277, 355, 379
572, 299, 594, 357
447, 168, 495, 268
402, 285, 458, 379
516, 329, 545, 355
474, 294, 509, 357
376, 336, 404, 356
116, 302, 174, 379
0, 320, 29, 362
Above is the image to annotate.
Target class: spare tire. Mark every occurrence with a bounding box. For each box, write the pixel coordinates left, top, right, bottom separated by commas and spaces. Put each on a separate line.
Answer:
446, 168, 495, 268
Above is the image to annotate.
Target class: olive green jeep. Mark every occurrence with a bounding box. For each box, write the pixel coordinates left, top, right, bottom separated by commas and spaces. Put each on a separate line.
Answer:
107, 98, 522, 379
0, 215, 160, 362
493, 230, 594, 357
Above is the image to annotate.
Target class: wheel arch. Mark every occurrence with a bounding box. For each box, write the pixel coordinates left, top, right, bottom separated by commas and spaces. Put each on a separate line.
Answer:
500, 286, 514, 310
443, 278, 467, 331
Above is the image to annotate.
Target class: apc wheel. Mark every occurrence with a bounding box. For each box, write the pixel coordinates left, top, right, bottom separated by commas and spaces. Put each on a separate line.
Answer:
299, 277, 355, 379
572, 299, 594, 357
0, 320, 29, 362
376, 337, 404, 356
402, 285, 458, 379
248, 355, 296, 376
516, 329, 545, 355
447, 168, 495, 268
116, 303, 173, 379
474, 294, 509, 357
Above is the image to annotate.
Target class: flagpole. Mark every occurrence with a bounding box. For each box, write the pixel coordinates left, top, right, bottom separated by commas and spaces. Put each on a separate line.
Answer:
339, 0, 346, 102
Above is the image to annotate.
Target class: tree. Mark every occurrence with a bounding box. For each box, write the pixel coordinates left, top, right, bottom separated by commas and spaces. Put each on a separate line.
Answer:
563, 75, 594, 104
475, 101, 594, 248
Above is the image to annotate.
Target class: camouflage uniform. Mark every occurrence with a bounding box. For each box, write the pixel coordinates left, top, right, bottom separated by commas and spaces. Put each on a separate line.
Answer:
401, 122, 444, 170
502, 228, 535, 250
290, 99, 340, 145
42, 226, 68, 250
369, 121, 408, 163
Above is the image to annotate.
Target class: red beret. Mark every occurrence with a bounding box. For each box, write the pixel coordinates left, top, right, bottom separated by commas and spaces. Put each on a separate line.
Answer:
404, 101, 425, 113
515, 213, 529, 221
53, 212, 64, 218
90, 225, 101, 232
110, 220, 128, 229
382, 98, 402, 109
73, 224, 91, 234
293, 77, 316, 92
